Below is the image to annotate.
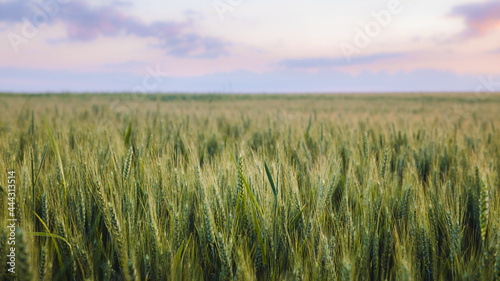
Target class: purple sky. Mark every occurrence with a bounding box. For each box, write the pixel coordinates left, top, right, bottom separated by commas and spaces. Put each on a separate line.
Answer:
1, 0, 499, 93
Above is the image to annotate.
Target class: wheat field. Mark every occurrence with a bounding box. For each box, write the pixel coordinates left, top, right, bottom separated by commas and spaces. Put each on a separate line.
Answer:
0, 93, 499, 280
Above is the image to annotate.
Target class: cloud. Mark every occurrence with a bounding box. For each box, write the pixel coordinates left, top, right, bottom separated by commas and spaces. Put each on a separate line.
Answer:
1, 0, 229, 58
101, 60, 148, 69
111, 1, 133, 7
277, 53, 405, 69
0, 1, 32, 22
450, 0, 500, 38
0, 67, 483, 93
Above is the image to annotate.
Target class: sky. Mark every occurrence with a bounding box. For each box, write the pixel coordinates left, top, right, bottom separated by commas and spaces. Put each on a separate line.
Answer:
0, 0, 499, 93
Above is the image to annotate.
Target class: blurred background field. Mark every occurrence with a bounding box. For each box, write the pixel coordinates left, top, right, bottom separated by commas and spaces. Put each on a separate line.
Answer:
2, 93, 500, 122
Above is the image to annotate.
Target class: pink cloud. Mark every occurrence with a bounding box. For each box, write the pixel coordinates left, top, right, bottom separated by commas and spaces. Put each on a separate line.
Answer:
450, 0, 500, 38
1, 0, 229, 58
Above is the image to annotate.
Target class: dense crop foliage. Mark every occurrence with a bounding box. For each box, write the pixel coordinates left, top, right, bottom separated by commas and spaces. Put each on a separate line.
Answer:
0, 94, 500, 280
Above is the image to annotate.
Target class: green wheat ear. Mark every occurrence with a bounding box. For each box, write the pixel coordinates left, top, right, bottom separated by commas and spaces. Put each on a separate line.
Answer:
173, 211, 181, 251
56, 220, 71, 263
107, 202, 128, 276
494, 229, 500, 280
41, 193, 49, 230
217, 232, 232, 281
38, 242, 48, 281
372, 233, 379, 280
123, 146, 134, 184
380, 147, 389, 180
17, 228, 32, 281
420, 226, 431, 279
363, 132, 369, 158
144, 255, 151, 280
479, 177, 489, 244
76, 243, 91, 280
